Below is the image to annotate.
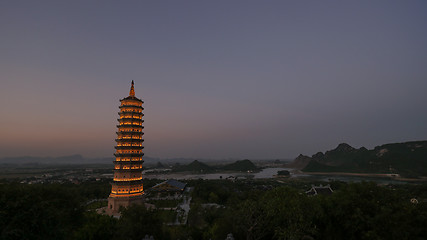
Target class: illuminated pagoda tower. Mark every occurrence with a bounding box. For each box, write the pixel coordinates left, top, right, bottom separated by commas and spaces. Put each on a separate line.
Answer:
107, 81, 144, 214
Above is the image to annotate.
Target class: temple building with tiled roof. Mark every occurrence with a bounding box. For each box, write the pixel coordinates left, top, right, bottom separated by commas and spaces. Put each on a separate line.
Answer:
306, 184, 334, 196
150, 179, 187, 192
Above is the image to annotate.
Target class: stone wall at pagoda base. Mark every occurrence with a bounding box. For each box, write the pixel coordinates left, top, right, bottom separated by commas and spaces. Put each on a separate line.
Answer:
106, 195, 144, 215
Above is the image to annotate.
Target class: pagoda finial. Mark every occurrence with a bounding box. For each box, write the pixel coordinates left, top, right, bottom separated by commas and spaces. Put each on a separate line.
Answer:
130, 80, 135, 97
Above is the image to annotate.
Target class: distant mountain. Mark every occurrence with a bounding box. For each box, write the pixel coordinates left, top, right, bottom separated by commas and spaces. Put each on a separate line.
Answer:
285, 154, 312, 169
156, 161, 165, 168
170, 159, 259, 173
296, 141, 427, 177
172, 160, 213, 173
222, 159, 258, 172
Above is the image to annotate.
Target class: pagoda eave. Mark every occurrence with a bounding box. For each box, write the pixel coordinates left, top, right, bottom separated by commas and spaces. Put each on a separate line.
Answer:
116, 132, 144, 135
111, 179, 144, 185
116, 131, 144, 135
119, 105, 143, 109
118, 112, 144, 116
114, 168, 144, 173
115, 138, 143, 142
120, 95, 143, 102
117, 125, 144, 129
118, 118, 144, 122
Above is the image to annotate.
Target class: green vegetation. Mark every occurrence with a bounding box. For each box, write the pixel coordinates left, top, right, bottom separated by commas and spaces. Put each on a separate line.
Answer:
187, 180, 427, 240
277, 170, 290, 176
301, 141, 427, 177
146, 199, 182, 208
86, 200, 108, 210
157, 210, 178, 223
1, 179, 426, 239
0, 183, 84, 240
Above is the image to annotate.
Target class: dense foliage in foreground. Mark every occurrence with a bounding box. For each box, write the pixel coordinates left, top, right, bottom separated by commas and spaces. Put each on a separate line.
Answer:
0, 180, 426, 240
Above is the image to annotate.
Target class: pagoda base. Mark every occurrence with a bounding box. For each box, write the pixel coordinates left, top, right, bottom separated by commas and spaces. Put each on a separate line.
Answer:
106, 194, 145, 215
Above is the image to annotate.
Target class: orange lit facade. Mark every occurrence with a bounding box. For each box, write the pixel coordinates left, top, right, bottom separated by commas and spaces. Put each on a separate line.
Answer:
107, 81, 145, 214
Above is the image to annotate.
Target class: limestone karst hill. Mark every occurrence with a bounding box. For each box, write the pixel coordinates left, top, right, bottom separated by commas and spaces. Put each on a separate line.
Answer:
291, 141, 427, 177
171, 159, 258, 173
222, 159, 258, 172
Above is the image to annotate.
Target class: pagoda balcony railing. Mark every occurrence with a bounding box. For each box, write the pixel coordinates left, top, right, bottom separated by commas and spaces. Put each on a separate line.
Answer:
114, 158, 143, 161
115, 146, 144, 150
119, 101, 142, 106
115, 138, 144, 142
113, 176, 143, 181
116, 132, 144, 138
109, 192, 145, 198
116, 130, 144, 134
119, 109, 144, 114
110, 189, 144, 194
116, 133, 144, 137
114, 153, 145, 157
110, 190, 144, 194
113, 160, 144, 164
117, 125, 144, 128
118, 118, 144, 122
114, 163, 143, 167
113, 162, 144, 167
115, 143, 143, 146
116, 133, 143, 137
113, 168, 144, 172
116, 131, 144, 135
115, 151, 144, 155
114, 166, 143, 170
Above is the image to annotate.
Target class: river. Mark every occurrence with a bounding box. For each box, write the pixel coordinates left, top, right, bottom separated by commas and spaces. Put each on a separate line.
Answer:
143, 167, 410, 184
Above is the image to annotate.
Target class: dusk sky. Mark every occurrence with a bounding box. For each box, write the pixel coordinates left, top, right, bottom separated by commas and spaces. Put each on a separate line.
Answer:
1, 1, 427, 159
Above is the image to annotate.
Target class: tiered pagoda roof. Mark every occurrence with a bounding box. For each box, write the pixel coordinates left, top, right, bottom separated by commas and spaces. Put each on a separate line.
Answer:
107, 81, 146, 214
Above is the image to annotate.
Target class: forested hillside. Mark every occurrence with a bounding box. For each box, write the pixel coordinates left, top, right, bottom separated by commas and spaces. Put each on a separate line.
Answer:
298, 141, 427, 177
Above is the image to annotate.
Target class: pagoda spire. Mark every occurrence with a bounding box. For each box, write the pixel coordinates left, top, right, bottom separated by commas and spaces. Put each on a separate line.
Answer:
129, 80, 135, 97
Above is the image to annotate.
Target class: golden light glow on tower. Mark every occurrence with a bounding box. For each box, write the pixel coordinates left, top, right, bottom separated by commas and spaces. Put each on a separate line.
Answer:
129, 80, 135, 97
107, 81, 144, 214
